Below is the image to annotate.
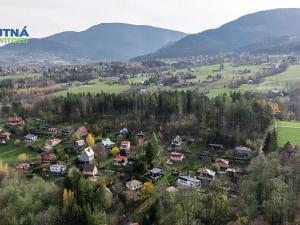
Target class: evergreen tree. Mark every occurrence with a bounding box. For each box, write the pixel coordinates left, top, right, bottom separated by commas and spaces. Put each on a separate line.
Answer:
263, 131, 272, 154
270, 129, 278, 152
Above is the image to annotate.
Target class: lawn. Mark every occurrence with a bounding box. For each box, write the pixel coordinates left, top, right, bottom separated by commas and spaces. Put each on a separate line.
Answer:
188, 64, 263, 97
276, 120, 300, 147
0, 141, 39, 164
234, 65, 300, 93
0, 72, 42, 81
52, 79, 131, 96
128, 74, 149, 84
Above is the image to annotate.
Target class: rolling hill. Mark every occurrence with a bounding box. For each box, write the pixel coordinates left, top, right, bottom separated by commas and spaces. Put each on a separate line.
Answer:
135, 8, 300, 60
0, 23, 187, 65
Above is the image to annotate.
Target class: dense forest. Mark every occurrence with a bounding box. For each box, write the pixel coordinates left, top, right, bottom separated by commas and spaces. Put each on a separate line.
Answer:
18, 91, 274, 147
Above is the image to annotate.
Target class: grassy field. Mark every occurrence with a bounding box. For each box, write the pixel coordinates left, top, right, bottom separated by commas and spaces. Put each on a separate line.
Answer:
188, 64, 263, 97
232, 65, 300, 93
276, 120, 300, 147
0, 141, 39, 164
206, 64, 300, 97
0, 72, 42, 81
52, 79, 131, 96
48, 64, 300, 97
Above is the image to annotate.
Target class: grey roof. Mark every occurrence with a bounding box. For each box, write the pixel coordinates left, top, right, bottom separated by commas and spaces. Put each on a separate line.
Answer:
149, 167, 162, 174
83, 164, 96, 172
24, 133, 36, 139
178, 175, 200, 183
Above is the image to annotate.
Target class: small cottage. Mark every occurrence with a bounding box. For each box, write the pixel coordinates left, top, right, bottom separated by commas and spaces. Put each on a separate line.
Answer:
234, 146, 252, 158
75, 126, 88, 137
171, 135, 182, 148
102, 138, 115, 148
24, 133, 37, 143
170, 152, 185, 162
75, 139, 85, 147
46, 138, 61, 147
214, 158, 229, 171
8, 117, 25, 126
177, 175, 201, 188
16, 163, 30, 170
136, 131, 145, 146
48, 127, 59, 134
148, 168, 163, 180
120, 141, 130, 152
120, 128, 128, 135
42, 153, 56, 162
0, 132, 11, 143
197, 168, 216, 181
166, 186, 178, 193
126, 180, 143, 191
114, 155, 128, 166
83, 164, 98, 176
50, 164, 67, 173
79, 147, 95, 163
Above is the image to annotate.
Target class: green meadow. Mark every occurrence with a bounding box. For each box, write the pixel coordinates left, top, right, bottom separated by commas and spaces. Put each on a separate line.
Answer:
50, 64, 300, 98
276, 120, 300, 147
0, 141, 39, 164
0, 72, 42, 81
52, 79, 131, 96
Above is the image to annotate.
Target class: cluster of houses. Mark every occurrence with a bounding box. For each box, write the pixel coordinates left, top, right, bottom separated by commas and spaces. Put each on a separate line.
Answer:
123, 135, 248, 195
2, 116, 254, 203
166, 135, 185, 165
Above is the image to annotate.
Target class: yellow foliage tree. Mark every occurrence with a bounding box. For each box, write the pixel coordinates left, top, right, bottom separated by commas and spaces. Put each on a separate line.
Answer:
14, 139, 21, 145
63, 188, 75, 208
86, 133, 95, 146
257, 99, 280, 115
139, 181, 154, 200
111, 146, 120, 155
17, 153, 28, 162
0, 161, 9, 176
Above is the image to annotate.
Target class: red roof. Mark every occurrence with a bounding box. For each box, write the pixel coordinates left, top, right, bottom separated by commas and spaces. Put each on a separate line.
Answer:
8, 117, 24, 125
16, 163, 30, 169
114, 155, 127, 161
121, 140, 129, 145
8, 116, 23, 121
170, 152, 183, 156
1, 132, 11, 137
48, 127, 58, 131
42, 153, 56, 161
77, 127, 88, 136
215, 158, 229, 165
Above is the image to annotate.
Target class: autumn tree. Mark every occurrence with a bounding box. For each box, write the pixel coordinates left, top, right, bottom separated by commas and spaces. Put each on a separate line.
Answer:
139, 181, 154, 200
63, 188, 75, 209
17, 153, 28, 162
111, 146, 120, 155
0, 160, 9, 177
14, 139, 21, 145
86, 133, 95, 146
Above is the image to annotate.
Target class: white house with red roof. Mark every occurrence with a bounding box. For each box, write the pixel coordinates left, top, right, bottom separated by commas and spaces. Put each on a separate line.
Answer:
114, 155, 128, 166
170, 151, 185, 162
8, 117, 25, 126
120, 141, 130, 152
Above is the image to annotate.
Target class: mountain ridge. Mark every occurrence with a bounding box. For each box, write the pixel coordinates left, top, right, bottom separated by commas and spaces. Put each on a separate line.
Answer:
134, 8, 300, 60
0, 23, 187, 64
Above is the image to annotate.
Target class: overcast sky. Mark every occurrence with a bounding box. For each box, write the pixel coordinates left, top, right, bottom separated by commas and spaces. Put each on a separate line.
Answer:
1, 0, 300, 38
